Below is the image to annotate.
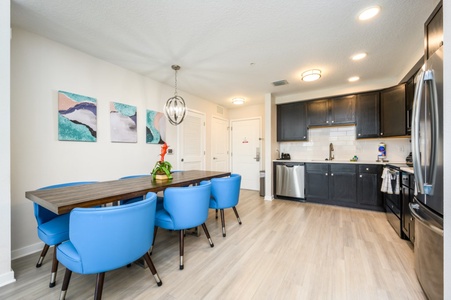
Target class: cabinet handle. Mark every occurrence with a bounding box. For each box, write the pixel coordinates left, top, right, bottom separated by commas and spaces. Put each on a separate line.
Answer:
360, 175, 363, 178
366, 168, 369, 170
358, 133, 361, 136
326, 121, 329, 124
331, 173, 334, 176
325, 172, 328, 176
303, 136, 306, 138
331, 120, 334, 123
381, 132, 384, 135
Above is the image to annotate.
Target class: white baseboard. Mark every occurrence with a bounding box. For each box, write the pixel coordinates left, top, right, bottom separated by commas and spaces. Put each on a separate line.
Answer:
11, 241, 44, 260
0, 270, 15, 288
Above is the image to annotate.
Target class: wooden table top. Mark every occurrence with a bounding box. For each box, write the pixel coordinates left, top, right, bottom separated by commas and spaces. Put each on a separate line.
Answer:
25, 170, 231, 215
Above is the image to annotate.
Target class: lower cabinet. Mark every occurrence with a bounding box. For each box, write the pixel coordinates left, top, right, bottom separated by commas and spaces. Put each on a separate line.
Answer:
305, 163, 383, 211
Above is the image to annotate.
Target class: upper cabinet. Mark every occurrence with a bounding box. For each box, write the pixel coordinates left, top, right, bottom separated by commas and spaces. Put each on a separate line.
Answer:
307, 95, 355, 127
380, 84, 407, 137
425, 2, 443, 60
277, 102, 308, 141
356, 92, 380, 139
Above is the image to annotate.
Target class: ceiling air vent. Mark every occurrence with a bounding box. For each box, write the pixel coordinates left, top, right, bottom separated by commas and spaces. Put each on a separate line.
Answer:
272, 80, 289, 86
216, 105, 224, 115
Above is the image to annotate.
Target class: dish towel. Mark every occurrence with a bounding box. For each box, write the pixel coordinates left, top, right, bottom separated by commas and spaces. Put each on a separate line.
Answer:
381, 167, 391, 193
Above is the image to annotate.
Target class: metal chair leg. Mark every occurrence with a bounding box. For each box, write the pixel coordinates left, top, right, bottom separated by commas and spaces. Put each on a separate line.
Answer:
232, 206, 242, 225
49, 246, 59, 288
94, 273, 105, 300
179, 230, 184, 270
36, 244, 50, 268
59, 268, 72, 300
150, 226, 158, 255
201, 223, 214, 247
220, 209, 226, 237
143, 253, 163, 286
215, 209, 218, 219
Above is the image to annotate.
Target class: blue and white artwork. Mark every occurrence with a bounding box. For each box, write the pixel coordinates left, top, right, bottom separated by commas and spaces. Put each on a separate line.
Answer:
58, 91, 97, 142
146, 110, 166, 144
110, 102, 137, 143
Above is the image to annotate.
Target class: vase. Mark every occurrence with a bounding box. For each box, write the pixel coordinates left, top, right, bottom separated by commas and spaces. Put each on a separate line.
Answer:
154, 174, 169, 181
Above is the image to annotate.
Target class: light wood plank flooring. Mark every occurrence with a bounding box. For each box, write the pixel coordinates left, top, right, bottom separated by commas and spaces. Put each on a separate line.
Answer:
0, 190, 426, 299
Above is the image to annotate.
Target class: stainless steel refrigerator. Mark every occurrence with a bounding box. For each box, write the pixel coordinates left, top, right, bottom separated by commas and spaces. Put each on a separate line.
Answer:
410, 45, 443, 300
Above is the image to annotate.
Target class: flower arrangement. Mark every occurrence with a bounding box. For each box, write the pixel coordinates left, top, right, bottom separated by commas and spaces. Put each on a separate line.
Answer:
151, 143, 173, 180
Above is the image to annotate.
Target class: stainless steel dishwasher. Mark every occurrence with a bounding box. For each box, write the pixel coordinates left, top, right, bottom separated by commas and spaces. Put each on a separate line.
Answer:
275, 163, 305, 199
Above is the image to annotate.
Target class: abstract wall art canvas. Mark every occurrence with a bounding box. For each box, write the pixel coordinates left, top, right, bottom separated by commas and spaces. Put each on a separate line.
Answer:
110, 102, 137, 143
58, 91, 97, 142
146, 110, 166, 144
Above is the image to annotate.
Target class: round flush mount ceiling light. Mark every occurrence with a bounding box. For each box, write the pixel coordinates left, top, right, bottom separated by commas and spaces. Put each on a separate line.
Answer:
351, 52, 367, 60
358, 6, 380, 21
232, 97, 245, 105
348, 76, 360, 82
301, 69, 321, 82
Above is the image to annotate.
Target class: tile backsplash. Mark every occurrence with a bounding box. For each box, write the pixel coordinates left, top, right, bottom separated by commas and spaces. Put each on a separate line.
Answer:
279, 126, 411, 163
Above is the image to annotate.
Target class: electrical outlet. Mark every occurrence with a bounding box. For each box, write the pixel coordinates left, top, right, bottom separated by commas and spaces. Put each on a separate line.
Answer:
167, 148, 173, 154
399, 146, 404, 152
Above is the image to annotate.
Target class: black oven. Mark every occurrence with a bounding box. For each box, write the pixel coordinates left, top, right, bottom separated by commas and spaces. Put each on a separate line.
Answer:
382, 164, 404, 238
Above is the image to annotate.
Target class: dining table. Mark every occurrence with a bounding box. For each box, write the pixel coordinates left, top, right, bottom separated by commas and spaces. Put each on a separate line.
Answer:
25, 170, 231, 215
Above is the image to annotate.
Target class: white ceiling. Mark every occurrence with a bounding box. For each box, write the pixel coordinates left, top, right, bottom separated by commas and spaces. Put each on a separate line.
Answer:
11, 0, 440, 108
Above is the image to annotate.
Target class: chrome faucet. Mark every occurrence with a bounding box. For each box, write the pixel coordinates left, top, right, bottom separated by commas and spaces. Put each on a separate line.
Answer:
329, 143, 334, 161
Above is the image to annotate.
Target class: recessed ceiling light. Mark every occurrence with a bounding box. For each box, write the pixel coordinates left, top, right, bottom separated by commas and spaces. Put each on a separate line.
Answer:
301, 69, 321, 82
232, 98, 245, 105
358, 6, 380, 21
349, 76, 360, 82
351, 52, 367, 60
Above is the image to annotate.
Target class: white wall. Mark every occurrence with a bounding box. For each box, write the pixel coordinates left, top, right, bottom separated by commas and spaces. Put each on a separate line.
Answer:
10, 28, 225, 258
0, 0, 15, 288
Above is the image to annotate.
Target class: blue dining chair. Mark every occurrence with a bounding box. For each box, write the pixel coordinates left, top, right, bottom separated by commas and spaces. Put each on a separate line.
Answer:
152, 181, 214, 270
34, 181, 97, 288
118, 175, 164, 209
209, 174, 242, 237
57, 192, 162, 300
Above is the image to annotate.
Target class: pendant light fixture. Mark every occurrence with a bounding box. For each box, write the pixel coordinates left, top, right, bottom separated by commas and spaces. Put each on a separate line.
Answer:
165, 65, 187, 126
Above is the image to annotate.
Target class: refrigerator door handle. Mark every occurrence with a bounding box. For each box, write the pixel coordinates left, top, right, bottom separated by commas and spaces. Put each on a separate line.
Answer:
424, 70, 439, 195
412, 70, 425, 194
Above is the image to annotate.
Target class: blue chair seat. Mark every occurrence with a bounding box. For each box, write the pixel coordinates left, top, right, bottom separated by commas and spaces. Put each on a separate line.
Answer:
37, 214, 70, 246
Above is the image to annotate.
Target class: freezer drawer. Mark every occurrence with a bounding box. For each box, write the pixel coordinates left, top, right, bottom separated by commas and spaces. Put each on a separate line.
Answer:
275, 164, 305, 199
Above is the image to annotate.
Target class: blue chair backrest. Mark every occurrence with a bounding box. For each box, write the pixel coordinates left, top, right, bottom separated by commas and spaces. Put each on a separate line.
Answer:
163, 181, 211, 229
68, 192, 157, 274
34, 181, 97, 226
210, 174, 241, 208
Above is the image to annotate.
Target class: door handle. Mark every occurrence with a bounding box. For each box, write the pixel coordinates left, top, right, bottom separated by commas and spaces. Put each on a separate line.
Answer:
213, 157, 217, 160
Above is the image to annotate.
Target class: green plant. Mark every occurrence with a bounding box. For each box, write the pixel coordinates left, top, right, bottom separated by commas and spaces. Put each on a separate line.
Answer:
151, 143, 172, 179
151, 160, 173, 179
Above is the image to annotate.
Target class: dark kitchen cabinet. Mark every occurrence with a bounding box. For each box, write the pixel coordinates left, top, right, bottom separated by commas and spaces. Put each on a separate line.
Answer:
277, 102, 308, 141
305, 163, 329, 202
380, 84, 407, 137
356, 92, 380, 138
425, 2, 443, 60
357, 164, 383, 209
402, 172, 415, 243
307, 96, 355, 127
306, 163, 382, 211
329, 164, 357, 204
306, 99, 329, 126
329, 95, 356, 125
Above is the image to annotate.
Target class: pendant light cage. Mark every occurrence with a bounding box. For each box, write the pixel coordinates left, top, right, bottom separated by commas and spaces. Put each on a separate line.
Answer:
165, 65, 187, 126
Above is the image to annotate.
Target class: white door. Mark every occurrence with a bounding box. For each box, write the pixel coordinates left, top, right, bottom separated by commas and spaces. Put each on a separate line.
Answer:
231, 118, 261, 190
211, 117, 229, 172
178, 110, 206, 170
